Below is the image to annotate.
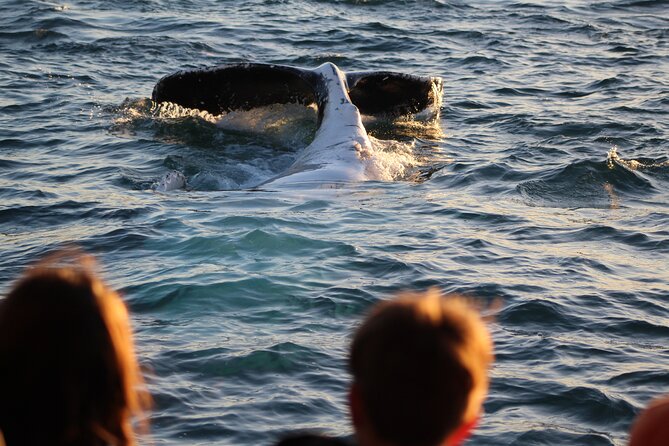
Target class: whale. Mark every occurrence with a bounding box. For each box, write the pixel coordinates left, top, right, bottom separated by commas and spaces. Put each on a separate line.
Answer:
151, 62, 443, 189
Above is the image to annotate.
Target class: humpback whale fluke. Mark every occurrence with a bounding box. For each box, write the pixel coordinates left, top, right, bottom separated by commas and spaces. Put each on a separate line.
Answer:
151, 62, 443, 189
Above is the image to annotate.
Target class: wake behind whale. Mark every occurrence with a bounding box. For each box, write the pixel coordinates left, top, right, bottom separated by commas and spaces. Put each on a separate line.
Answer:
150, 62, 443, 191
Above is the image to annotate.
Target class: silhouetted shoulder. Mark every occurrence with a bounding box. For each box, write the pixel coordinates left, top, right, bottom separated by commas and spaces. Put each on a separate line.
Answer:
275, 433, 351, 446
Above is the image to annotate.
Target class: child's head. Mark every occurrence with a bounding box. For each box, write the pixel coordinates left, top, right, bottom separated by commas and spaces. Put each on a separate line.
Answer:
349, 289, 493, 446
0, 252, 149, 446
629, 396, 669, 446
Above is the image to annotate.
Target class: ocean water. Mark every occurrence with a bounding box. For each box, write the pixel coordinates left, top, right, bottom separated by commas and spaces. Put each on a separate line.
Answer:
1, 0, 668, 445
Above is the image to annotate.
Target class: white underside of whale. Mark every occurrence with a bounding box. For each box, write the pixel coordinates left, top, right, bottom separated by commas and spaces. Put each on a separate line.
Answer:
258, 63, 372, 188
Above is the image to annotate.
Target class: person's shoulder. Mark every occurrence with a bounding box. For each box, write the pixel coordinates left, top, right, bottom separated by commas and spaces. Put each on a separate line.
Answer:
275, 433, 352, 446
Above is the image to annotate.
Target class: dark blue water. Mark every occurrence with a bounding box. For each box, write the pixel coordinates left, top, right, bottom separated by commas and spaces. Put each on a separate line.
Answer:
1, 1, 668, 445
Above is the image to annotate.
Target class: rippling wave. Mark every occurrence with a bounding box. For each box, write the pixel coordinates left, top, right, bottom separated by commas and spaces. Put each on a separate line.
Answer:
1, 1, 668, 445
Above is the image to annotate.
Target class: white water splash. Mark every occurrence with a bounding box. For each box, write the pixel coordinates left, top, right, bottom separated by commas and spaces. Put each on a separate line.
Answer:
215, 103, 317, 148
115, 96, 440, 189
154, 170, 187, 192
607, 146, 669, 170
363, 136, 419, 181
113, 98, 219, 125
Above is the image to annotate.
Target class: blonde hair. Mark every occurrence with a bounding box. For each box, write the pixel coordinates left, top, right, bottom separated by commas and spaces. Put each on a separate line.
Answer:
349, 289, 493, 446
0, 252, 150, 446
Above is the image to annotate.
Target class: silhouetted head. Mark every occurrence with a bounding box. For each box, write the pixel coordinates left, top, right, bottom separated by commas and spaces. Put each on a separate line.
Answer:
348, 290, 493, 446
0, 252, 149, 446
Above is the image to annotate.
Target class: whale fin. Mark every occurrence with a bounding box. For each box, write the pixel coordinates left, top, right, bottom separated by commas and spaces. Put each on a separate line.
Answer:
152, 64, 326, 116
152, 64, 442, 119
345, 71, 443, 117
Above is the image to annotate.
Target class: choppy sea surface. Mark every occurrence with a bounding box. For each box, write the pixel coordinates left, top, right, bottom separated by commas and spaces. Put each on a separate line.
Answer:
1, 0, 669, 445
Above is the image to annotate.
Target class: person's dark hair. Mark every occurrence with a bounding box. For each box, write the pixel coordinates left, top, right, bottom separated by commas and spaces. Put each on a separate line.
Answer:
349, 290, 492, 446
0, 252, 149, 446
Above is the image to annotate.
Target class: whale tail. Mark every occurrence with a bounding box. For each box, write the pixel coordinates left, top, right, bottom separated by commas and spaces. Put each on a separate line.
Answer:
150, 63, 443, 189
151, 63, 442, 119
345, 71, 443, 117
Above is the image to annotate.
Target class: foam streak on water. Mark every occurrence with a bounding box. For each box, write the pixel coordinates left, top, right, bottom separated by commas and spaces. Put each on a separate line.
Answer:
1, 1, 668, 445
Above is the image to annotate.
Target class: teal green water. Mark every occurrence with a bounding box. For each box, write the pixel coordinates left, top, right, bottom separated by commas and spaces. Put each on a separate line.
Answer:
1, 1, 668, 445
